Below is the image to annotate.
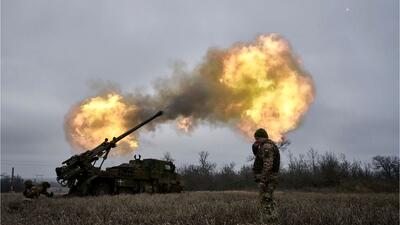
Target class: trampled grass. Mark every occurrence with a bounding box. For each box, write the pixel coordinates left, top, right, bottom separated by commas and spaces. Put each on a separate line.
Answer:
1, 191, 398, 225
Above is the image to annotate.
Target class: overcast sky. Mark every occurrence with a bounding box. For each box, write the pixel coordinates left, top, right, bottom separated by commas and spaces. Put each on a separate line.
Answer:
2, 0, 399, 178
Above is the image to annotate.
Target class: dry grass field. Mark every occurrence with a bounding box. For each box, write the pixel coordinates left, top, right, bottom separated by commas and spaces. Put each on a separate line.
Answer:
1, 191, 398, 225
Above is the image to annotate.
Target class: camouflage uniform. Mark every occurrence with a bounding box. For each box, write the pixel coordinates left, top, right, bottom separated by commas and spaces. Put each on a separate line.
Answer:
23, 180, 54, 199
252, 133, 280, 223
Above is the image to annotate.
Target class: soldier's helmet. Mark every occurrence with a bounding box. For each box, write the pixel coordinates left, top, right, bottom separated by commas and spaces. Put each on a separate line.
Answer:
24, 180, 33, 188
41, 182, 51, 189
254, 128, 268, 139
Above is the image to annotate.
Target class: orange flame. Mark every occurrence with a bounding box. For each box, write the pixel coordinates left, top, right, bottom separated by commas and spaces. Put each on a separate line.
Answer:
176, 116, 194, 133
65, 93, 138, 155
220, 34, 314, 141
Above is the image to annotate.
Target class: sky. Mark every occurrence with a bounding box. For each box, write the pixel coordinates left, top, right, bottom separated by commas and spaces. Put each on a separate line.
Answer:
1, 0, 399, 178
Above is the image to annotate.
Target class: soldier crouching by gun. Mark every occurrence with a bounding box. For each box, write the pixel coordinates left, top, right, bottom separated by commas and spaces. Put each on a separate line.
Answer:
252, 128, 280, 224
23, 180, 54, 199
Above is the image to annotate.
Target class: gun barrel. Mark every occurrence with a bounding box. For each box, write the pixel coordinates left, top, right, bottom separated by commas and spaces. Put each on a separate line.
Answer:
113, 110, 163, 143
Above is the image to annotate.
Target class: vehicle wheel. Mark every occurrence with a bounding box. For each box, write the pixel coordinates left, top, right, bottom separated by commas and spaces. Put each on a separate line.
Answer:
160, 183, 168, 193
92, 182, 111, 196
118, 187, 132, 194
152, 180, 159, 193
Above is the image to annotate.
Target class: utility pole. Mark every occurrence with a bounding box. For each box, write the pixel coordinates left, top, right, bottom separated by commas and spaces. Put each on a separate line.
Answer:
10, 167, 14, 192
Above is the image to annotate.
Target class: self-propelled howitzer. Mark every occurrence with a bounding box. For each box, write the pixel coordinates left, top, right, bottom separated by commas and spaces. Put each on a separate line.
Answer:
56, 110, 175, 196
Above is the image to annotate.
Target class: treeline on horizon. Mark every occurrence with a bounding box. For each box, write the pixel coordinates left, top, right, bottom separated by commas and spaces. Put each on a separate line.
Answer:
1, 149, 399, 193
172, 149, 399, 193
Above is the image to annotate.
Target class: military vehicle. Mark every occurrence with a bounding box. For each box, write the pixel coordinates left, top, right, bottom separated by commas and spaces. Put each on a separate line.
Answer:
105, 155, 182, 194
55, 110, 183, 196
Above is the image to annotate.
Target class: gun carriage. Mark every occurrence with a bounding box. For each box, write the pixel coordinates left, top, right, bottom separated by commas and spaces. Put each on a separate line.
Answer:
56, 111, 183, 196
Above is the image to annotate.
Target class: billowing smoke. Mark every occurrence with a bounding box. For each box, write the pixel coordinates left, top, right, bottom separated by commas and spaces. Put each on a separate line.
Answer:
65, 34, 315, 155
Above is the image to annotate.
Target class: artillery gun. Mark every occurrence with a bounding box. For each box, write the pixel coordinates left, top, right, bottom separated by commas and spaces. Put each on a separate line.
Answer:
56, 111, 183, 196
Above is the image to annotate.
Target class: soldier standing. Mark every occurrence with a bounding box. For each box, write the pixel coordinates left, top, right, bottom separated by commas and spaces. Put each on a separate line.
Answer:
252, 128, 280, 223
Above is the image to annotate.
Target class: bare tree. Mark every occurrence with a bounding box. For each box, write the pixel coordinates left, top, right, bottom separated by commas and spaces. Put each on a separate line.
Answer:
372, 156, 399, 180
162, 152, 175, 163
220, 162, 236, 176
198, 151, 216, 175
338, 153, 350, 177
307, 148, 318, 176
363, 162, 373, 177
